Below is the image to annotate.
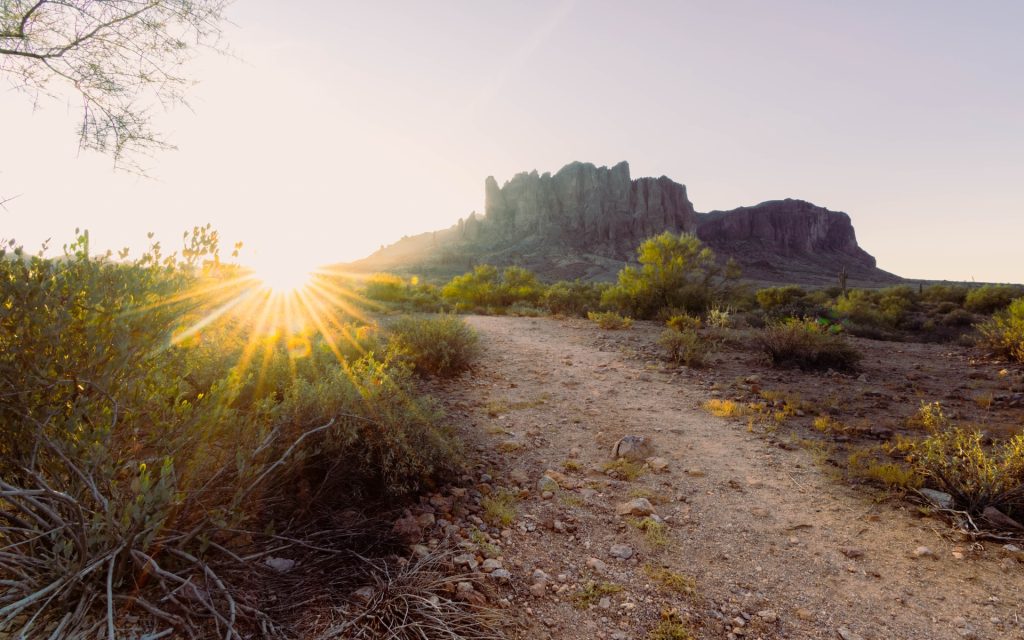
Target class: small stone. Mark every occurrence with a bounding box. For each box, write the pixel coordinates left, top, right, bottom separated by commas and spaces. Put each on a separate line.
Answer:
795, 608, 813, 621
410, 544, 430, 558
586, 557, 609, 573
912, 546, 935, 559
598, 596, 612, 609
352, 586, 374, 603
757, 610, 778, 623
616, 497, 656, 517
541, 490, 554, 500
453, 553, 479, 570
529, 581, 547, 597
264, 556, 296, 573
416, 512, 436, 528
489, 568, 512, 582
840, 547, 864, 559
481, 558, 502, 573
647, 457, 670, 472
537, 475, 559, 493
609, 544, 634, 560
919, 488, 954, 510
612, 435, 654, 461
837, 627, 865, 640
686, 468, 706, 478
456, 581, 474, 593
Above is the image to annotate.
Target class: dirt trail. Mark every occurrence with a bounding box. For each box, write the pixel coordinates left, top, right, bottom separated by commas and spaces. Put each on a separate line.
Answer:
449, 316, 1022, 640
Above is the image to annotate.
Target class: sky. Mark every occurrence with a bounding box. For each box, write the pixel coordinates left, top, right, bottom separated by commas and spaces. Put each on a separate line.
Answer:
2, 0, 1023, 282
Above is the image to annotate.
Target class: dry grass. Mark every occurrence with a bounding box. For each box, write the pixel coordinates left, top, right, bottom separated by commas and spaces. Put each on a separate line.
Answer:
573, 581, 623, 609
702, 399, 746, 418
602, 458, 646, 481
481, 491, 517, 528
643, 565, 697, 596
630, 517, 670, 547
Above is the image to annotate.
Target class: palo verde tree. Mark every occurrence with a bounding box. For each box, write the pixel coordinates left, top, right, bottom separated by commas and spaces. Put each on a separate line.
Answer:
602, 231, 741, 318
0, 0, 230, 169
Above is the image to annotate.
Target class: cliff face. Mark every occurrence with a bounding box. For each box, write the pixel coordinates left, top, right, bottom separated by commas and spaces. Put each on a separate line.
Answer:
474, 161, 696, 257
351, 162, 897, 284
697, 196, 876, 264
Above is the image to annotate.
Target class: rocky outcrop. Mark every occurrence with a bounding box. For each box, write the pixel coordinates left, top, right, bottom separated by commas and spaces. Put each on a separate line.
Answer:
350, 161, 898, 284
472, 161, 696, 257
696, 199, 894, 283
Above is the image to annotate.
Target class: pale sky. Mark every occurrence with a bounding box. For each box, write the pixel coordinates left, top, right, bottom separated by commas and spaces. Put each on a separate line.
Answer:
2, 1, 1022, 282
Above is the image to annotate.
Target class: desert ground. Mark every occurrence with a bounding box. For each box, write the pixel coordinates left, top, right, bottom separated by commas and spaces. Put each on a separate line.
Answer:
415, 315, 1024, 640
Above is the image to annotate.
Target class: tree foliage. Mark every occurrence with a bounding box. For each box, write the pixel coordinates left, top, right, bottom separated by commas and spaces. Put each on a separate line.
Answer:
602, 232, 740, 319
0, 0, 229, 167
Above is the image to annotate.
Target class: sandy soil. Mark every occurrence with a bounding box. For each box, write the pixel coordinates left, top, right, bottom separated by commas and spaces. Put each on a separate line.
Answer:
440, 315, 1024, 640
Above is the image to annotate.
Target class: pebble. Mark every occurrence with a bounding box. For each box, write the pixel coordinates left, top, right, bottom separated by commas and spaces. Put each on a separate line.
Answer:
587, 557, 610, 573
912, 546, 935, 559
609, 544, 634, 560
616, 497, 656, 517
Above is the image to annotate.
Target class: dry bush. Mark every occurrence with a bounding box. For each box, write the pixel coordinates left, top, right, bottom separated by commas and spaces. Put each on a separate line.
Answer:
659, 328, 709, 367
915, 428, 1024, 519
309, 548, 505, 640
755, 319, 861, 372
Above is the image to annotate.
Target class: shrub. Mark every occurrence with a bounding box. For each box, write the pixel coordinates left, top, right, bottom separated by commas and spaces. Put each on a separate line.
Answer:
364, 272, 409, 302
588, 310, 633, 330
756, 318, 861, 372
388, 314, 480, 377
665, 312, 702, 332
441, 264, 544, 310
0, 232, 462, 638
702, 399, 746, 418
543, 279, 604, 316
977, 298, 1024, 362
916, 428, 1024, 518
921, 283, 969, 305
659, 328, 709, 367
705, 306, 732, 329
965, 284, 1023, 314
601, 232, 740, 319
756, 285, 806, 310
941, 308, 975, 326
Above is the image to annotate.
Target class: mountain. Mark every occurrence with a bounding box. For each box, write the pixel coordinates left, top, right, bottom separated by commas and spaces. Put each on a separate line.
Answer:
349, 161, 899, 285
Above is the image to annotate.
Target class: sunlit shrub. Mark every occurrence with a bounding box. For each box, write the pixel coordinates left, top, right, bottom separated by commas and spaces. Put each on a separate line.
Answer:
977, 298, 1024, 362
921, 283, 969, 305
441, 264, 545, 311
588, 310, 633, 329
756, 285, 806, 310
388, 314, 480, 377
665, 312, 702, 333
601, 232, 740, 319
916, 427, 1024, 517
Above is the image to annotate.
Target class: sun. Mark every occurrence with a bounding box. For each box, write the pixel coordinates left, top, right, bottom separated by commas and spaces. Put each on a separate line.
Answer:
249, 255, 317, 295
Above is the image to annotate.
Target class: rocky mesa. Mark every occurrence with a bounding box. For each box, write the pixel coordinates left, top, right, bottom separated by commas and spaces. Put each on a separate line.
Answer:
351, 161, 898, 285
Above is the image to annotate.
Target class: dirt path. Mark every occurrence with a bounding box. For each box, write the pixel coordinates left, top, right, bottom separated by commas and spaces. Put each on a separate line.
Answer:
446, 316, 1022, 640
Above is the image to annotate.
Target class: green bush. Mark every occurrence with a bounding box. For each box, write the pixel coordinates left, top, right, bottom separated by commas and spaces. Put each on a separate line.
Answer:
543, 279, 604, 316
0, 232, 461, 637
756, 318, 861, 372
659, 328, 709, 367
977, 298, 1024, 362
916, 427, 1024, 518
588, 310, 633, 330
601, 232, 740, 319
388, 314, 480, 377
964, 284, 1023, 314
441, 264, 544, 310
364, 272, 409, 302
